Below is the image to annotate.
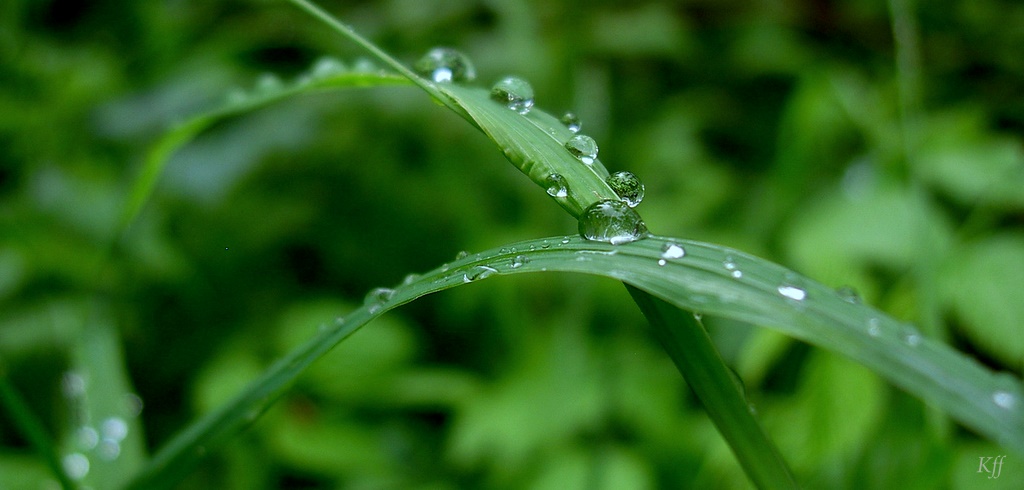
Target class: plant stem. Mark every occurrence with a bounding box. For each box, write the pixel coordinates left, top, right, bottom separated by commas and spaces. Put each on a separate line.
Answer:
626, 285, 798, 490
0, 372, 77, 490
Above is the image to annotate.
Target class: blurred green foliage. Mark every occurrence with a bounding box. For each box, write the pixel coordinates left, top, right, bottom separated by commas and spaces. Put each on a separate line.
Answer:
2, 0, 1023, 488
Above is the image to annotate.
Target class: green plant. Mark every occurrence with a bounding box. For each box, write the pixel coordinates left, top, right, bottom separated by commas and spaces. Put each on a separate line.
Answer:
3, 0, 1023, 488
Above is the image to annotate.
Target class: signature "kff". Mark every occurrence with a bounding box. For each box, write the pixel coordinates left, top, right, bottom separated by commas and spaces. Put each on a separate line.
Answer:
978, 455, 1006, 479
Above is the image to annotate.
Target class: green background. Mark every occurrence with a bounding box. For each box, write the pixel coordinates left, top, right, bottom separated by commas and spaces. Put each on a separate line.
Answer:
2, 0, 1023, 488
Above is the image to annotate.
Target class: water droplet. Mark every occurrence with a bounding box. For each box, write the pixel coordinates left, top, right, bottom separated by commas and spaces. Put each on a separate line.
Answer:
901, 326, 922, 346
561, 238, 571, 244
225, 87, 248, 105
993, 391, 1017, 409
97, 438, 121, 461
606, 171, 645, 207
463, 265, 498, 282
61, 371, 87, 398
560, 112, 581, 133
545, 173, 568, 198
310, 56, 346, 79
867, 317, 881, 337
777, 284, 807, 301
565, 135, 598, 165
76, 426, 99, 450
63, 453, 90, 480
723, 256, 743, 278
402, 273, 421, 285
364, 287, 395, 307
122, 393, 144, 417
414, 47, 476, 83
490, 76, 534, 114
255, 73, 283, 93
661, 242, 686, 259
351, 58, 378, 73
658, 259, 667, 266
510, 255, 529, 268
454, 250, 469, 260
101, 417, 128, 441
835, 286, 861, 304
578, 199, 649, 245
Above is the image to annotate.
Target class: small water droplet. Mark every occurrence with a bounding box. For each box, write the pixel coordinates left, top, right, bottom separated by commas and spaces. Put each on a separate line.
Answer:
560, 112, 581, 133
401, 273, 421, 286
61, 371, 87, 398
463, 265, 498, 282
723, 256, 743, 278
777, 284, 807, 301
63, 453, 90, 480
225, 87, 248, 105
545, 173, 568, 198
561, 238, 571, 244
454, 250, 469, 260
510, 255, 529, 268
414, 47, 476, 83
97, 438, 121, 461
310, 56, 347, 79
578, 199, 649, 245
901, 326, 922, 346
351, 58, 378, 73
658, 259, 667, 266
364, 287, 395, 308
867, 317, 881, 337
76, 426, 99, 450
661, 242, 686, 259
101, 417, 128, 441
606, 171, 645, 207
835, 286, 861, 304
565, 135, 599, 165
255, 73, 283, 93
490, 76, 534, 114
993, 391, 1017, 409
122, 393, 144, 417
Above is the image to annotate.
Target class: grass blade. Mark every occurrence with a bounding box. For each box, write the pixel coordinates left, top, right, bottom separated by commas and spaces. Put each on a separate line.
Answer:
124, 234, 1024, 488
626, 285, 797, 489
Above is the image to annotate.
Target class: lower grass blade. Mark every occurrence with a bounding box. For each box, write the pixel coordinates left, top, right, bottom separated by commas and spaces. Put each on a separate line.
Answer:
626, 285, 797, 489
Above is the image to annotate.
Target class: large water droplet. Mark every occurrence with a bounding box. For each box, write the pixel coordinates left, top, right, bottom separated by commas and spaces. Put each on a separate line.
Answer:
464, 265, 498, 282
993, 391, 1017, 410
578, 199, 649, 245
661, 242, 686, 259
545, 173, 568, 198
63, 453, 90, 480
101, 417, 129, 441
511, 255, 529, 268
309, 57, 347, 79
606, 171, 645, 207
565, 135, 598, 165
777, 284, 807, 301
835, 286, 862, 304
414, 47, 476, 83
560, 112, 581, 133
490, 76, 534, 114
364, 287, 394, 309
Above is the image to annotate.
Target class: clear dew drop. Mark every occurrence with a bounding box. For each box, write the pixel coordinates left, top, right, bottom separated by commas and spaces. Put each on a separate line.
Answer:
490, 76, 534, 114
123, 393, 144, 417
661, 242, 686, 259
61, 371, 87, 398
63, 453, 90, 480
723, 256, 743, 278
101, 417, 129, 441
414, 47, 476, 83
455, 250, 469, 260
836, 286, 862, 304
364, 287, 395, 307
777, 284, 807, 301
545, 173, 568, 198
255, 73, 283, 93
606, 171, 645, 207
867, 317, 881, 337
310, 56, 346, 79
510, 255, 529, 268
993, 391, 1017, 410
76, 426, 99, 450
560, 112, 581, 133
463, 265, 498, 282
565, 135, 599, 165
98, 438, 121, 461
658, 259, 667, 266
578, 199, 649, 245
901, 326, 922, 346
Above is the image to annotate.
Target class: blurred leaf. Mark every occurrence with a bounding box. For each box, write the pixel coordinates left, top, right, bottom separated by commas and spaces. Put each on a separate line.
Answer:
941, 234, 1024, 366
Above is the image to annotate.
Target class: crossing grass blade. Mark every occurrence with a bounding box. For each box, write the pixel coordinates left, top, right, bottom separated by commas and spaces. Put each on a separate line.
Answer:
124, 234, 1024, 488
